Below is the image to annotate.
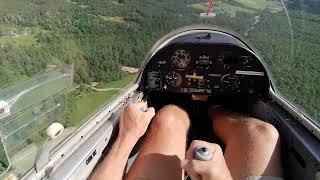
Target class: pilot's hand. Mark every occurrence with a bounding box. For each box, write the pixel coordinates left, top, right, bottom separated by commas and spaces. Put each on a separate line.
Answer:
181, 140, 233, 180
119, 102, 155, 140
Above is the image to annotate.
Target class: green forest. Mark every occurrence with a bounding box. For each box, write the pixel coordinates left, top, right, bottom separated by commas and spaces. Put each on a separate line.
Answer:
0, 0, 319, 176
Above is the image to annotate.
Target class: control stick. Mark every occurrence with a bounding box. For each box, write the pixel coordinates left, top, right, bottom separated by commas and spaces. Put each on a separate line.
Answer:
185, 146, 213, 180
195, 146, 213, 161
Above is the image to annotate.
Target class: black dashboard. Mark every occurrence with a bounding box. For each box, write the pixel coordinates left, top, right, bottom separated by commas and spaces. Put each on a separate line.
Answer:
140, 33, 270, 97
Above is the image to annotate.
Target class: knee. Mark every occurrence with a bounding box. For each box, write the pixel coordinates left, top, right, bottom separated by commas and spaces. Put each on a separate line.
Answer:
151, 104, 190, 131
239, 119, 279, 142
232, 118, 279, 143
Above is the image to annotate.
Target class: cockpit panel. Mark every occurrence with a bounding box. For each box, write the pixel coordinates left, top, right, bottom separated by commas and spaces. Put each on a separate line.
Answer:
142, 43, 269, 96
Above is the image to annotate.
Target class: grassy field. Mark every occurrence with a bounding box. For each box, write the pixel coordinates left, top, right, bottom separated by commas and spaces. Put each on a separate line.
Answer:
61, 73, 136, 127
99, 15, 126, 23
188, 0, 283, 17
236, 0, 283, 11
0, 33, 37, 47
189, 1, 253, 17
0, 24, 44, 47
0, 0, 33, 12
63, 90, 119, 126
98, 73, 136, 89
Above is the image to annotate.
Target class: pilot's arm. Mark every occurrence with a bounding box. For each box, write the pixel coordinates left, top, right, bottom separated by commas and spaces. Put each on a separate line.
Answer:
90, 102, 155, 180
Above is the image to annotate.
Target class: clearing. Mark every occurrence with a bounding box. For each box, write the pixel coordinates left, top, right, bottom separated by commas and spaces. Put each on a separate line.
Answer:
99, 16, 126, 23
63, 73, 136, 127
188, 0, 283, 17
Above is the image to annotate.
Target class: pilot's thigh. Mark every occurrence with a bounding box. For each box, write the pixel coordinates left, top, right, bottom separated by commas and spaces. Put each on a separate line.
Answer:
126, 104, 190, 180
213, 113, 283, 180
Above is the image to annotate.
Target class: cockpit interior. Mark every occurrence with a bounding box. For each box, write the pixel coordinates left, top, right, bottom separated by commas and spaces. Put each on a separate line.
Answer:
137, 30, 271, 145
125, 29, 320, 180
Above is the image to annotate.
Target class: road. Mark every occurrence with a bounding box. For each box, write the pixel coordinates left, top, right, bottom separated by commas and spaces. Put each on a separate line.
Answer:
83, 84, 123, 92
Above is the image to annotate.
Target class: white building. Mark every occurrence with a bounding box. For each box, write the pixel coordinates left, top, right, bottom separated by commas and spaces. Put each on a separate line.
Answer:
0, 100, 10, 120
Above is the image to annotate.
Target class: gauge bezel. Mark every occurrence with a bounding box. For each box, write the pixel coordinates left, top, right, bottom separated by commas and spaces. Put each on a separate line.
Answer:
171, 49, 191, 69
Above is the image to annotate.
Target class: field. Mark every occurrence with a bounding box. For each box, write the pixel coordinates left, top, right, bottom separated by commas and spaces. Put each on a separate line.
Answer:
237, 0, 282, 10
98, 73, 136, 89
60, 73, 136, 127
188, 0, 283, 17
99, 16, 126, 23
61, 90, 119, 126
188, 1, 254, 17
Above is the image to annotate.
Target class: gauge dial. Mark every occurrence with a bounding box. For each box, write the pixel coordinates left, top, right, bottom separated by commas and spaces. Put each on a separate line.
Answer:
164, 72, 183, 88
220, 74, 240, 91
172, 49, 191, 69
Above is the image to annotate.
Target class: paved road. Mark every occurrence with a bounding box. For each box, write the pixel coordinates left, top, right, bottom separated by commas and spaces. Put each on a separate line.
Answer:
82, 84, 123, 92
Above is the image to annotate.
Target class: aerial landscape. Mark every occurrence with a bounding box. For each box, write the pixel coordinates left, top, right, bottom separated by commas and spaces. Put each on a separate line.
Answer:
0, 0, 319, 176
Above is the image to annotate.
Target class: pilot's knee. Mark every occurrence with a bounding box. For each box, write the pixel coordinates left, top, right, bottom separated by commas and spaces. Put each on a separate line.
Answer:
152, 104, 190, 131
245, 119, 279, 142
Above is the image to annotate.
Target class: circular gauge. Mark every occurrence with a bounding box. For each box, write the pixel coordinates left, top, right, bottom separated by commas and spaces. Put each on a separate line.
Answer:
172, 49, 191, 69
164, 72, 183, 88
220, 74, 240, 91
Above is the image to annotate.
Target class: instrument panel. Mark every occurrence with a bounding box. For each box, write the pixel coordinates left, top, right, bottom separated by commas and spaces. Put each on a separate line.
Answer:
143, 43, 269, 95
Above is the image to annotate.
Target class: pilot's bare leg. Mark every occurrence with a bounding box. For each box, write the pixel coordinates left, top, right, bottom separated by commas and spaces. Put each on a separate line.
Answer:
211, 108, 283, 180
126, 105, 190, 180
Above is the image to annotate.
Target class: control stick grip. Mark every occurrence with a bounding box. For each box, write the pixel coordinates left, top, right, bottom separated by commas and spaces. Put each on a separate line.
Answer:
194, 146, 213, 161
185, 146, 214, 180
